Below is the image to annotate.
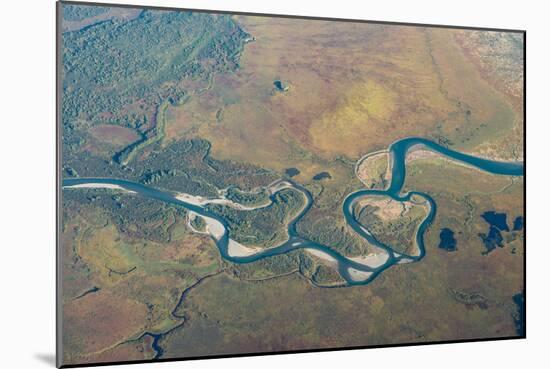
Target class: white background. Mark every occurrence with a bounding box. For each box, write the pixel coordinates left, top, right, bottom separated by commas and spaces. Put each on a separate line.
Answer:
0, 0, 547, 368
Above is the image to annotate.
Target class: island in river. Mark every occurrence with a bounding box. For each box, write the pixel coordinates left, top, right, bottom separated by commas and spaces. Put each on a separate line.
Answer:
58, 2, 525, 367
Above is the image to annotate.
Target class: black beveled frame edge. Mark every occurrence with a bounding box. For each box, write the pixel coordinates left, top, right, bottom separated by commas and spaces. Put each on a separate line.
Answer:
56, 1, 527, 367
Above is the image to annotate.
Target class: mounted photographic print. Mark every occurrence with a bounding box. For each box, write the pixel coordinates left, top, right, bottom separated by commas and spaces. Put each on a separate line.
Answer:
57, 1, 525, 367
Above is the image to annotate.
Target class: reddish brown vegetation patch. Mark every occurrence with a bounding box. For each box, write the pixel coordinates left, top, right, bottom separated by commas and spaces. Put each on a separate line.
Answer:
83, 340, 150, 365
63, 290, 148, 359
89, 125, 140, 147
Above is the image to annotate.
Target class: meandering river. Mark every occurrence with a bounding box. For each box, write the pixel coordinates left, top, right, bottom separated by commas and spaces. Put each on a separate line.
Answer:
63, 137, 524, 286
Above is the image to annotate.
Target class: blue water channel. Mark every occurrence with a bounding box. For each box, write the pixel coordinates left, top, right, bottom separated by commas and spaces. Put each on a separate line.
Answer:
63, 137, 524, 286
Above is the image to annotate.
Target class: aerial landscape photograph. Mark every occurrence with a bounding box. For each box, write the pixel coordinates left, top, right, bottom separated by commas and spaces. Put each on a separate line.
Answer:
58, 1, 525, 366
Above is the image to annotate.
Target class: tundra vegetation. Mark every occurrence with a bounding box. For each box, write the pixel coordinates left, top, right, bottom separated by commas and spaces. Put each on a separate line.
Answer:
60, 4, 524, 366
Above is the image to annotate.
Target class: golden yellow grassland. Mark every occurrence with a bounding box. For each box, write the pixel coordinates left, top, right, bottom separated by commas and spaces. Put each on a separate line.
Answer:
164, 17, 522, 175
